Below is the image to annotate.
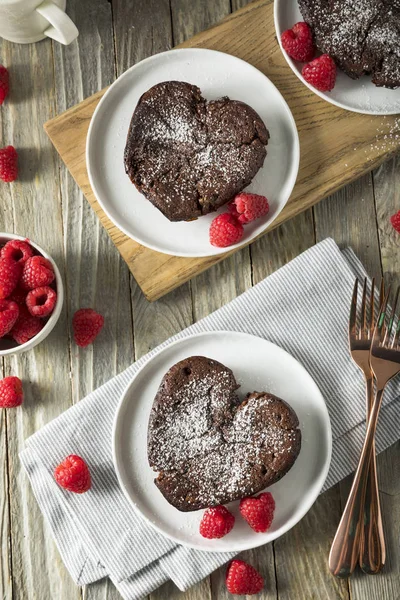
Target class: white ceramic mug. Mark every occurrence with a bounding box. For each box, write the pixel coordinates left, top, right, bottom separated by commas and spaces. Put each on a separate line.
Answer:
0, 0, 78, 45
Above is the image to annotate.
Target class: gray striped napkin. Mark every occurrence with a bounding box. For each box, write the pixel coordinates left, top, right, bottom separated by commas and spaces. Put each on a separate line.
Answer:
20, 238, 400, 600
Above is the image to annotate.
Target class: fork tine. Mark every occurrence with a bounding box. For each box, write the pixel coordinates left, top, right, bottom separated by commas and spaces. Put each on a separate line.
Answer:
370, 278, 375, 336
375, 285, 391, 346
360, 278, 367, 338
349, 279, 358, 340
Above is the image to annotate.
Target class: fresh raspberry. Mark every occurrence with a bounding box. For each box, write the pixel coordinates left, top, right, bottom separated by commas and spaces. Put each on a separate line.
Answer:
199, 506, 235, 539
390, 210, 400, 233
1, 239, 33, 265
0, 65, 9, 105
0, 376, 23, 408
73, 308, 104, 347
11, 306, 44, 345
209, 213, 244, 248
21, 255, 55, 290
10, 284, 27, 306
226, 560, 264, 595
0, 257, 21, 299
229, 193, 270, 224
0, 146, 18, 182
0, 299, 19, 337
54, 454, 91, 493
26, 286, 57, 318
239, 492, 275, 533
302, 54, 337, 92
281, 22, 315, 62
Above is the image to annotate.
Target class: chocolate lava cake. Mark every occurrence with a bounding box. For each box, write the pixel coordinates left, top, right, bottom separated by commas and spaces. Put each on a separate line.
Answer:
147, 356, 301, 512
298, 0, 400, 88
124, 81, 269, 222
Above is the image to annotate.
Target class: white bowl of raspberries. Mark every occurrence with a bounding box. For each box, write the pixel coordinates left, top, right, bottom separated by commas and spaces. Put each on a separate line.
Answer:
0, 233, 63, 355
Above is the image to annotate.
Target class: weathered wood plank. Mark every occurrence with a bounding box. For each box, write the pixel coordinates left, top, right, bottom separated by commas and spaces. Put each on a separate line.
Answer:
314, 174, 381, 278
170, 0, 231, 43
112, 0, 172, 76
0, 37, 80, 600
0, 412, 12, 600
373, 157, 400, 287
52, 2, 134, 600
82, 580, 121, 600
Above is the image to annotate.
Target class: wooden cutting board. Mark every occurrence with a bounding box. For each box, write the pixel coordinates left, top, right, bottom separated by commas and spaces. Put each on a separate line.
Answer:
44, 0, 400, 302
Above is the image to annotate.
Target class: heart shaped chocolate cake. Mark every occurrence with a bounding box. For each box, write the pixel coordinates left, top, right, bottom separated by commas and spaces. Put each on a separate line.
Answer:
147, 356, 301, 512
298, 0, 400, 88
124, 81, 269, 222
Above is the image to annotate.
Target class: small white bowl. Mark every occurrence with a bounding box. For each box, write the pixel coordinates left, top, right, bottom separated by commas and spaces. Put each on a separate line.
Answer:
0, 233, 64, 356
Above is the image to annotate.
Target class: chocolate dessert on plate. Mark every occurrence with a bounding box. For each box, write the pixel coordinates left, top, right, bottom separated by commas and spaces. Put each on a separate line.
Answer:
147, 356, 301, 512
298, 0, 400, 88
124, 81, 269, 222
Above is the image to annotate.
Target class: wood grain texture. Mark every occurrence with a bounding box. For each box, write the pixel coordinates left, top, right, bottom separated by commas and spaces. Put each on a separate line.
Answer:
0, 412, 12, 600
0, 36, 81, 600
374, 157, 400, 287
43, 0, 400, 302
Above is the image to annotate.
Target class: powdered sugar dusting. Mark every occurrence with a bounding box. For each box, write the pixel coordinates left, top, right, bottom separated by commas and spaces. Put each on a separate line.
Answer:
299, 0, 400, 88
148, 359, 301, 510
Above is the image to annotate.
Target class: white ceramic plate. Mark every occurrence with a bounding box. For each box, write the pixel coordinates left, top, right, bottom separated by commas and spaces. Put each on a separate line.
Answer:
113, 331, 332, 553
274, 0, 400, 115
86, 48, 300, 257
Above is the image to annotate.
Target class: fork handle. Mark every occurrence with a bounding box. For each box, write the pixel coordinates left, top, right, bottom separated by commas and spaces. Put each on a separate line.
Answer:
359, 442, 385, 573
328, 388, 384, 578
359, 378, 385, 574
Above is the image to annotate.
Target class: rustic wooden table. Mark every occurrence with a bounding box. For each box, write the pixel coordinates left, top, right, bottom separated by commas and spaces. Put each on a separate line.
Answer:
0, 1, 399, 599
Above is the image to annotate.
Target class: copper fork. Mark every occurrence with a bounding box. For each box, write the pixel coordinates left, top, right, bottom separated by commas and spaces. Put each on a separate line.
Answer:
329, 284, 400, 577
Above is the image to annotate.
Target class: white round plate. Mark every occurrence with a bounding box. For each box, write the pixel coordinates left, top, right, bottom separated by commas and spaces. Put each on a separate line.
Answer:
113, 331, 332, 553
87, 48, 300, 257
274, 0, 400, 115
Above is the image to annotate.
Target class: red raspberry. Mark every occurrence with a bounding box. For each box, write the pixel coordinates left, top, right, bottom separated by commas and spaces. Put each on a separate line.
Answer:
281, 22, 315, 62
0, 146, 18, 182
209, 213, 244, 248
73, 308, 104, 347
199, 506, 235, 539
229, 193, 270, 224
0, 376, 23, 408
0, 257, 21, 299
54, 454, 91, 494
390, 210, 400, 233
302, 54, 337, 92
1, 239, 33, 265
239, 492, 275, 533
21, 255, 55, 290
10, 284, 28, 306
0, 65, 9, 105
26, 286, 57, 318
11, 306, 44, 345
226, 560, 264, 595
0, 299, 19, 337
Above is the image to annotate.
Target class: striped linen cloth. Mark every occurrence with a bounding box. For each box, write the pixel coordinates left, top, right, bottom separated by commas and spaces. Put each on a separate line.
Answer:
20, 238, 400, 600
